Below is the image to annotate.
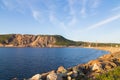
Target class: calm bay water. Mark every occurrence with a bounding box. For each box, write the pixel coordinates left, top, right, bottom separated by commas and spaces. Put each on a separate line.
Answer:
0, 48, 108, 80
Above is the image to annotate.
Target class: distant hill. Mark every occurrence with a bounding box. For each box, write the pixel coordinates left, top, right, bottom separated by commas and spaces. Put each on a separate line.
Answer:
0, 34, 83, 47
0, 34, 119, 47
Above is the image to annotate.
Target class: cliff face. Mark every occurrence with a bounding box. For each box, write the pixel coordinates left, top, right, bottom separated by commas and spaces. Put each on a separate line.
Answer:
0, 34, 60, 47
0, 34, 81, 47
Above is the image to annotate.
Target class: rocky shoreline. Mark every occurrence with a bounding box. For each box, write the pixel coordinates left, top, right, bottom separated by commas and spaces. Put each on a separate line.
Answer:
12, 47, 120, 80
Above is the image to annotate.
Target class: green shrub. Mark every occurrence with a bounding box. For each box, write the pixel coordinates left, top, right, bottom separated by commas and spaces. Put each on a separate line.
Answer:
0, 34, 12, 43
95, 66, 120, 80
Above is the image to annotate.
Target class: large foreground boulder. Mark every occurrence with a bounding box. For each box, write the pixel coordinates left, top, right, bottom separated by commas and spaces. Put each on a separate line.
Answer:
91, 63, 103, 72
57, 66, 67, 74
30, 74, 41, 80
47, 71, 57, 80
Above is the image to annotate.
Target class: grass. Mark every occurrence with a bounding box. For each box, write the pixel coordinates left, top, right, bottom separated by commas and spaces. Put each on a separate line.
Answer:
95, 66, 120, 80
0, 34, 13, 43
54, 35, 79, 46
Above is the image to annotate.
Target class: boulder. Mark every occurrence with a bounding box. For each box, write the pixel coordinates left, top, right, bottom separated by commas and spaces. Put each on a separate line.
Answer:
41, 72, 49, 79
78, 70, 85, 76
67, 71, 73, 76
0, 43, 3, 47
91, 63, 103, 72
67, 76, 72, 80
56, 74, 63, 80
99, 54, 113, 59
104, 64, 112, 70
31, 74, 41, 80
71, 71, 78, 78
57, 66, 67, 74
72, 66, 79, 72
11, 78, 18, 80
88, 60, 101, 65
104, 62, 117, 70
58, 72, 67, 78
47, 71, 57, 80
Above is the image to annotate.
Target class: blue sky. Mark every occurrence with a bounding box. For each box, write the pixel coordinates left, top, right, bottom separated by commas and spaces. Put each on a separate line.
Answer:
0, 0, 120, 43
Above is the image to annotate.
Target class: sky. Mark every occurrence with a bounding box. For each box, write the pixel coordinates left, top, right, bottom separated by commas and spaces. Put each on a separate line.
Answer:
0, 0, 120, 43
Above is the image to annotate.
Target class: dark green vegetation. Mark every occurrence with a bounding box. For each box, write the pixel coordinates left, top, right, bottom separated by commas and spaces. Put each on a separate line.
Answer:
95, 66, 120, 80
77, 66, 120, 80
54, 35, 83, 46
83, 42, 120, 47
0, 34, 13, 44
52, 35, 120, 47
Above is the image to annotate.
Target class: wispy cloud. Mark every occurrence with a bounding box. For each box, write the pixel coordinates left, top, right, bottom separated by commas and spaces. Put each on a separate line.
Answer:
32, 10, 41, 22
1, 0, 44, 22
68, 0, 75, 16
73, 14, 120, 41
80, 0, 101, 17
48, 0, 102, 35
49, 13, 55, 23
87, 14, 120, 30
49, 13, 71, 36
0, 2, 5, 9
1, 0, 28, 13
48, 0, 78, 29
1, 0, 14, 10
80, 8, 86, 17
49, 13, 67, 29
80, 0, 87, 17
48, 5, 73, 36
90, 0, 101, 9
67, 0, 78, 26
68, 16, 77, 26
111, 6, 120, 12
1, 0, 101, 24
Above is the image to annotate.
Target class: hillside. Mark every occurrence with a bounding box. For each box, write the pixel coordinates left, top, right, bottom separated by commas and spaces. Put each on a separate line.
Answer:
0, 34, 83, 47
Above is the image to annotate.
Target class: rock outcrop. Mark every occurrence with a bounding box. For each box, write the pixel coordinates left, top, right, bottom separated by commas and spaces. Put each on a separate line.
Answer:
57, 66, 67, 74
0, 43, 3, 47
47, 71, 57, 80
9, 34, 56, 47
30, 74, 41, 80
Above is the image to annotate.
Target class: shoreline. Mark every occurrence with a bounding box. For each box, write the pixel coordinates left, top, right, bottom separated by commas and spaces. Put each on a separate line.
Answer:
23, 47, 120, 80
12, 47, 120, 80
0, 45, 81, 48
90, 47, 120, 53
